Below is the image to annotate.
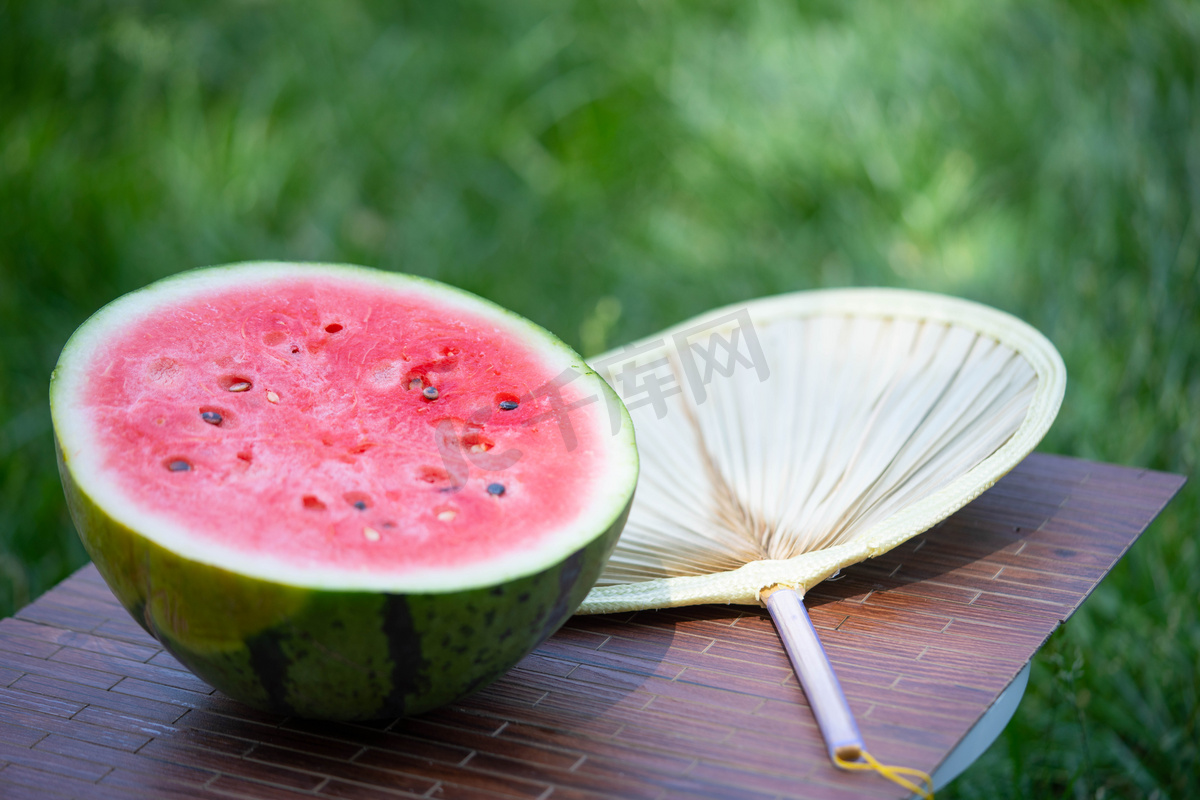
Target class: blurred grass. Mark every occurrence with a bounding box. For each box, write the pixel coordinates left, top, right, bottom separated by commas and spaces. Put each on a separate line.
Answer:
1, 0, 1196, 796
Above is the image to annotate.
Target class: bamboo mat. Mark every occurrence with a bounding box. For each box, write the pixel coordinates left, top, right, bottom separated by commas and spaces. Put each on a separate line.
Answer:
0, 454, 1184, 800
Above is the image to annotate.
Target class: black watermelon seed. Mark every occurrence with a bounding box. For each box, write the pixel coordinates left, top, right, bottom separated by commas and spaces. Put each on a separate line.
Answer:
422, 386, 440, 401
353, 501, 367, 511
498, 400, 519, 411
487, 483, 506, 496
201, 411, 223, 425
167, 460, 191, 472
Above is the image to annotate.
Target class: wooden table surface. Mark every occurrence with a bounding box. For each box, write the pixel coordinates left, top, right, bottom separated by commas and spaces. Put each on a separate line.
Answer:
0, 453, 1185, 800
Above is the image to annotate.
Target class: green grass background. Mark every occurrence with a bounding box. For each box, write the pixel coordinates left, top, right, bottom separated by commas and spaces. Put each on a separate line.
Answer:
1, 0, 1196, 796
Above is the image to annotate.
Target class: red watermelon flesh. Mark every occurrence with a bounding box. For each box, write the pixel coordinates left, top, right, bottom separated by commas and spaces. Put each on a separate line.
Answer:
55, 263, 636, 595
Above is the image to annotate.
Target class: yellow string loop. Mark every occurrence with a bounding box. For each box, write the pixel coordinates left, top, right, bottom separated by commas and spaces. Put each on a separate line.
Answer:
834, 750, 934, 799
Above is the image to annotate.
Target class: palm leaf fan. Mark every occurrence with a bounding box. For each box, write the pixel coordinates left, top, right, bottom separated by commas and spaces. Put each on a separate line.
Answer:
579, 288, 1066, 796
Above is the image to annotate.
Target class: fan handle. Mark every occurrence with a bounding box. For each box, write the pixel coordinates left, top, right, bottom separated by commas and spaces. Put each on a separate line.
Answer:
763, 585, 864, 761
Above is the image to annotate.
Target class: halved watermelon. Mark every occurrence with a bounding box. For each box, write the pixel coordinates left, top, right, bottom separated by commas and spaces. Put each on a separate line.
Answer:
50, 262, 638, 720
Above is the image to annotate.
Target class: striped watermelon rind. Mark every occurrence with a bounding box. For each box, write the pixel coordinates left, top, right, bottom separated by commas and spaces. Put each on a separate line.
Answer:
58, 455, 629, 719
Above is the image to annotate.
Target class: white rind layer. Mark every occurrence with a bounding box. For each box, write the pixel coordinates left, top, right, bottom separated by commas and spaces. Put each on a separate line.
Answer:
51, 262, 638, 593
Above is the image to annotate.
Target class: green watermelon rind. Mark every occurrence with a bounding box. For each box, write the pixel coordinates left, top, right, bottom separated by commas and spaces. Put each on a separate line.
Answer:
50, 262, 638, 720
58, 448, 630, 719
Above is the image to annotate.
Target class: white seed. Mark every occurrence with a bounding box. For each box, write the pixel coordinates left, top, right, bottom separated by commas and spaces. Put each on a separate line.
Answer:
469, 443, 489, 453
363, 527, 381, 542
436, 509, 457, 522
266, 391, 280, 404
228, 381, 252, 392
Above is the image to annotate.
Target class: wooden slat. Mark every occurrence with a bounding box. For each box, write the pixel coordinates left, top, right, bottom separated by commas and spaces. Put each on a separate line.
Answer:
0, 454, 1184, 800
